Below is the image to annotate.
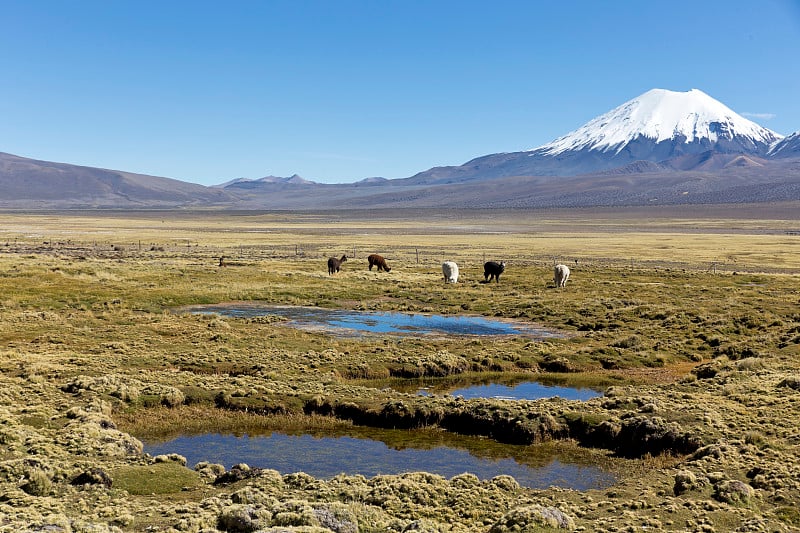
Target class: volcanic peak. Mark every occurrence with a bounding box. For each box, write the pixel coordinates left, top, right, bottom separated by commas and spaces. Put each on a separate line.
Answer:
534, 88, 783, 157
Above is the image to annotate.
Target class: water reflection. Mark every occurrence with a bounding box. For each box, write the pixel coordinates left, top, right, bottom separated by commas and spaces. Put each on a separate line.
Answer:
380, 375, 604, 402
421, 380, 602, 401
180, 303, 561, 338
145, 431, 614, 490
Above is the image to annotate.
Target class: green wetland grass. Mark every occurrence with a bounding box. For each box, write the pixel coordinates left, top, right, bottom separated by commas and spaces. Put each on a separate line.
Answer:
0, 207, 799, 531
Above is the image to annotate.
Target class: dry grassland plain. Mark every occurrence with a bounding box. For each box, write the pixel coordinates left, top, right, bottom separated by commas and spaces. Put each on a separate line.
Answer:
0, 206, 799, 532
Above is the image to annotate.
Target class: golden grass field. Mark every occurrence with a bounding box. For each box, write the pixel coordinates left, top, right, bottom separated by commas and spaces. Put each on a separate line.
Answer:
1, 206, 799, 532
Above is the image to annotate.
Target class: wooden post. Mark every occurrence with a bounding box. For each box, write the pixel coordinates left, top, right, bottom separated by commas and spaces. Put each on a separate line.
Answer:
416, 247, 420, 264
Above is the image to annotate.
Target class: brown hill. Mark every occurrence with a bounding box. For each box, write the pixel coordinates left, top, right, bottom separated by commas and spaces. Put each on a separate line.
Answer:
0, 152, 233, 208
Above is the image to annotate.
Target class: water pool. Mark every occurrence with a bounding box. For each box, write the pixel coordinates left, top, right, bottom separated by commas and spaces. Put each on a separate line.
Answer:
145, 431, 614, 490
181, 303, 562, 338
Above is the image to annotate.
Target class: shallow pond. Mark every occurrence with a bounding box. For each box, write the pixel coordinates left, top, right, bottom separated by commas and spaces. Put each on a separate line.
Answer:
420, 380, 602, 401
144, 431, 615, 490
181, 303, 562, 338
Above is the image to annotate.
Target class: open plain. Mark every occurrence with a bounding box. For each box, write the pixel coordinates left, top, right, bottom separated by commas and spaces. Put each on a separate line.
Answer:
1, 206, 799, 532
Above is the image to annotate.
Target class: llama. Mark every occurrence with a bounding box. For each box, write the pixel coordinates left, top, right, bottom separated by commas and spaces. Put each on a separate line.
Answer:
367, 254, 391, 272
442, 261, 459, 283
554, 264, 570, 287
327, 255, 347, 275
483, 261, 505, 283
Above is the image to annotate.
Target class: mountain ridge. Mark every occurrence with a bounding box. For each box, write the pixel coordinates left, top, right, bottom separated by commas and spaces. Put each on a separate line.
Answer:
1, 88, 798, 209
769, 131, 800, 158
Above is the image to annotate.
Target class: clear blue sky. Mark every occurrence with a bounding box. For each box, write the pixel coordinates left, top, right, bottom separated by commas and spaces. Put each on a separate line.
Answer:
1, 1, 799, 185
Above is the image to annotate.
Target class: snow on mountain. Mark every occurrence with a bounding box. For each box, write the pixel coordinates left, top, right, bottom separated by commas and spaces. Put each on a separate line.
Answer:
534, 88, 783, 157
768, 131, 800, 158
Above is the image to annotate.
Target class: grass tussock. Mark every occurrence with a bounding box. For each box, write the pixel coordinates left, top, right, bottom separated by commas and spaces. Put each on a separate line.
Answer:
111, 462, 203, 495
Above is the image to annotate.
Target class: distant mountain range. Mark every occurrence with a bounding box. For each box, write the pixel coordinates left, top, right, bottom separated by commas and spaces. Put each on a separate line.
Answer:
2, 88, 799, 209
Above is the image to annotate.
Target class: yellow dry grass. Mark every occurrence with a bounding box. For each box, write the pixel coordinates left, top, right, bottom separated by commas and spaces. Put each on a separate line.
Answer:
1, 206, 798, 271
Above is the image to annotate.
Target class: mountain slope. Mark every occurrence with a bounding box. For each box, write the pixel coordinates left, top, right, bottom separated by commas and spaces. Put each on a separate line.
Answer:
769, 131, 800, 158
0, 152, 233, 208
406, 89, 784, 183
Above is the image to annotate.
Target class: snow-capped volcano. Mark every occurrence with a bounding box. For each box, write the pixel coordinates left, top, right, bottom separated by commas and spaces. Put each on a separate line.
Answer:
536, 88, 782, 156
406, 88, 786, 183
